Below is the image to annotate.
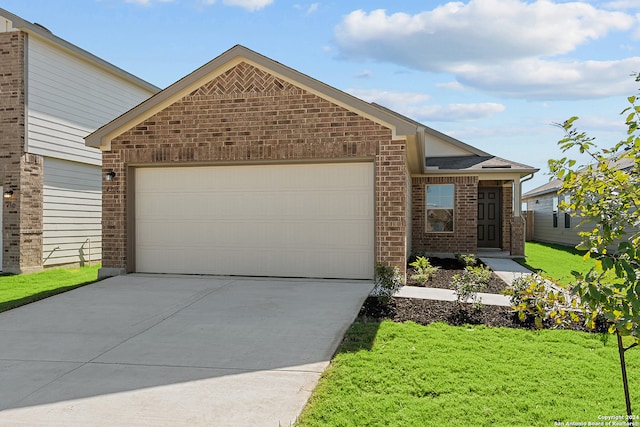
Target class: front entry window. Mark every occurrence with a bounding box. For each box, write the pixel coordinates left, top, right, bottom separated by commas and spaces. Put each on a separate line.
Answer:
426, 184, 454, 232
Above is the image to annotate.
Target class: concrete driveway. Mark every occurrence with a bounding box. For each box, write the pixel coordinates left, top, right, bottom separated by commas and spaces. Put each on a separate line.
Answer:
0, 274, 373, 426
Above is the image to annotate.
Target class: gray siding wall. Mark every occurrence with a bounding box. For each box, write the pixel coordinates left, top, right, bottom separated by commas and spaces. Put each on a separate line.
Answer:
26, 35, 154, 165
525, 193, 620, 248
43, 157, 101, 266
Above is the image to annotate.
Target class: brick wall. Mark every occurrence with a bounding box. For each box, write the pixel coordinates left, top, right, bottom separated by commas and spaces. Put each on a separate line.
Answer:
501, 185, 513, 253
18, 153, 43, 273
102, 62, 407, 277
412, 175, 478, 254
0, 31, 44, 273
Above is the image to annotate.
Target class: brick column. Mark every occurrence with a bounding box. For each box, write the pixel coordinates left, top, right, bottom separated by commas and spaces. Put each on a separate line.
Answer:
99, 151, 128, 278
17, 153, 43, 273
510, 217, 525, 256
376, 139, 407, 279
0, 31, 41, 274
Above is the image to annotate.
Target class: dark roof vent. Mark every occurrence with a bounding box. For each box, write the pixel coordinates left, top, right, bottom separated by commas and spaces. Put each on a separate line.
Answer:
482, 165, 511, 169
33, 22, 52, 33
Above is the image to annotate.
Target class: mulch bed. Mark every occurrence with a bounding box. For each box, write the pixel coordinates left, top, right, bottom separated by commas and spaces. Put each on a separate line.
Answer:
360, 257, 607, 333
406, 257, 507, 294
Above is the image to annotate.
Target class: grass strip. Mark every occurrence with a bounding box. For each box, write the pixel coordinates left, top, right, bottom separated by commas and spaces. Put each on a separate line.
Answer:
0, 264, 100, 313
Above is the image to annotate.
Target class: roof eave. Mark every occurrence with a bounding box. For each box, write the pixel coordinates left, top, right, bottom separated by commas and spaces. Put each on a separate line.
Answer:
522, 188, 560, 199
422, 167, 539, 176
0, 7, 160, 94
86, 45, 420, 150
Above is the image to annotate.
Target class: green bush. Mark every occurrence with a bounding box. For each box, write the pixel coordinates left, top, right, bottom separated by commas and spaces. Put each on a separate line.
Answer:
466, 265, 491, 283
408, 256, 440, 286
456, 253, 477, 267
372, 263, 403, 305
504, 273, 583, 329
452, 265, 491, 309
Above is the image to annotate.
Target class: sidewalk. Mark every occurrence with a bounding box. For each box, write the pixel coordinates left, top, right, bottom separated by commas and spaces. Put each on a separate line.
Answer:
394, 257, 533, 307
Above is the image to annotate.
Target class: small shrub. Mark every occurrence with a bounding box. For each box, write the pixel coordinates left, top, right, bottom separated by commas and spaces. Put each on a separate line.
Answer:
408, 256, 440, 286
456, 253, 478, 267
372, 263, 403, 305
504, 273, 583, 329
452, 265, 491, 309
466, 265, 491, 284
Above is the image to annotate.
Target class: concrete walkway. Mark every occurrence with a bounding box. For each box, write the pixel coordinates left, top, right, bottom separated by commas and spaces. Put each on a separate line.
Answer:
0, 275, 373, 426
395, 257, 533, 307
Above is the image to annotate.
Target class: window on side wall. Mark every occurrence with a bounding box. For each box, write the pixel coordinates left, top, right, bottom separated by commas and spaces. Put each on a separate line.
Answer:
563, 195, 571, 228
426, 184, 454, 232
552, 196, 559, 228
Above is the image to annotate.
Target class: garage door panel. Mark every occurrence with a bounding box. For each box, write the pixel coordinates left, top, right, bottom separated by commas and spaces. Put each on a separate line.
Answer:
135, 163, 374, 279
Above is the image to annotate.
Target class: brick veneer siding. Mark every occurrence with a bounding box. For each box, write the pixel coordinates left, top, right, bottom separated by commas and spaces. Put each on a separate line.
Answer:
412, 176, 478, 254
0, 31, 44, 273
101, 62, 408, 277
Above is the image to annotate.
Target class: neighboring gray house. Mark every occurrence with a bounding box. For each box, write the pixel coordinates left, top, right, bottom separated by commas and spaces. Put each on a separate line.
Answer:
0, 8, 159, 273
522, 157, 635, 247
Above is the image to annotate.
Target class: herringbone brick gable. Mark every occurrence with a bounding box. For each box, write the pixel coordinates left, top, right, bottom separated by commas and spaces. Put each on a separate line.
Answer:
190, 62, 296, 97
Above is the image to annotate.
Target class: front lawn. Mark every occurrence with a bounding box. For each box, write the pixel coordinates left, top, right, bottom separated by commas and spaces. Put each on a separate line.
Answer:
518, 241, 594, 285
0, 265, 100, 313
297, 321, 639, 427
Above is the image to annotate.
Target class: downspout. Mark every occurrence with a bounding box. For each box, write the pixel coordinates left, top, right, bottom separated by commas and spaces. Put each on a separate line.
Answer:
520, 173, 535, 184
514, 173, 535, 218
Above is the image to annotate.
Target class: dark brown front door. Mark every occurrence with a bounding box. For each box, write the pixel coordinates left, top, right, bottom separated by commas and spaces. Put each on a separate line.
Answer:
477, 187, 501, 248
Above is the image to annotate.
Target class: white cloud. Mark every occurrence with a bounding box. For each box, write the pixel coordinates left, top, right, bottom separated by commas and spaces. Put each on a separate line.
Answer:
221, 0, 273, 11
294, 3, 319, 15
306, 3, 319, 15
347, 88, 504, 122
348, 88, 431, 108
334, 1, 638, 100
454, 57, 640, 100
410, 102, 506, 122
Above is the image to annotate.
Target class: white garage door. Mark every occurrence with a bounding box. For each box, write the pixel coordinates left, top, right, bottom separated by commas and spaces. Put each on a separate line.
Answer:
135, 163, 374, 279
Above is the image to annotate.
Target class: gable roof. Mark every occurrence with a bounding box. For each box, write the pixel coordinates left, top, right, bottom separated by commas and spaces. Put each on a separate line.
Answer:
85, 45, 419, 150
0, 8, 159, 93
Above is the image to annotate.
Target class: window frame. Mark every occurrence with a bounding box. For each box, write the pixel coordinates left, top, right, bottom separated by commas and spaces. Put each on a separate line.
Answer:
563, 195, 571, 228
425, 183, 455, 233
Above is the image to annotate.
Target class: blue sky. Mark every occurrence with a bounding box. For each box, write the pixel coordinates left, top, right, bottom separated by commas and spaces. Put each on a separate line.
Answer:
3, 0, 640, 191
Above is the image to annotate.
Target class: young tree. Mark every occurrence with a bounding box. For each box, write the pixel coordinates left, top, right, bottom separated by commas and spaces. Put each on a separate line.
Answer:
548, 73, 640, 420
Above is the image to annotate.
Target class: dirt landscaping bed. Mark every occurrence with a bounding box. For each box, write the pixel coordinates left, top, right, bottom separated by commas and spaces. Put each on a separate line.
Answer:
405, 256, 508, 294
361, 257, 606, 333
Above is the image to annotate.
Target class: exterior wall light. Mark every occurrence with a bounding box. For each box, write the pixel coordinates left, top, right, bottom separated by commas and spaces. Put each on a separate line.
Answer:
3, 190, 13, 199
105, 171, 116, 182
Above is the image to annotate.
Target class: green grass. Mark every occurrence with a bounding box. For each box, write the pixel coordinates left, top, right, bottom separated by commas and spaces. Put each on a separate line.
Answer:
297, 321, 640, 427
0, 264, 100, 313
517, 241, 595, 285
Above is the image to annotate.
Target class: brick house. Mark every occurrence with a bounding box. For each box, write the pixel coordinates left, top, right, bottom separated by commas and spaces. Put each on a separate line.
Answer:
0, 8, 158, 273
86, 45, 537, 280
